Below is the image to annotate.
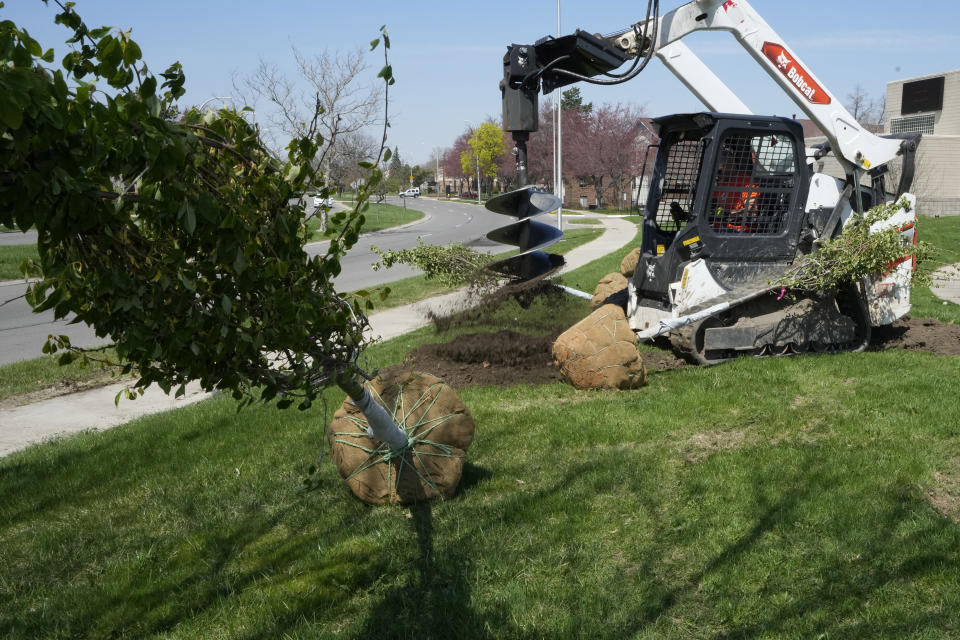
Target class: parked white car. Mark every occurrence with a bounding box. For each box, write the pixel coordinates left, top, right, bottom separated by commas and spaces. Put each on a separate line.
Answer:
399, 187, 420, 198
313, 195, 334, 208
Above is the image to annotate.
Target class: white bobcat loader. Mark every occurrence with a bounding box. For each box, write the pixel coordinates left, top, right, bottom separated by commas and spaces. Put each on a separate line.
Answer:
493, 0, 921, 364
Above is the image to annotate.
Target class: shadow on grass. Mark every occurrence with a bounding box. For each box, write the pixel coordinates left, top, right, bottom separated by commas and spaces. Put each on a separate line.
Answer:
357, 501, 501, 640
459, 449, 958, 639
2, 398, 959, 638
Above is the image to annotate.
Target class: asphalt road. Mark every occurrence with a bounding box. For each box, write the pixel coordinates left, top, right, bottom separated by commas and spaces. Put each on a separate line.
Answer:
0, 229, 38, 246
0, 197, 516, 365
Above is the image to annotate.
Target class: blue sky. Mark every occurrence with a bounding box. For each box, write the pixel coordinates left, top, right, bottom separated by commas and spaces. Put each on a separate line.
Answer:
6, 1, 960, 165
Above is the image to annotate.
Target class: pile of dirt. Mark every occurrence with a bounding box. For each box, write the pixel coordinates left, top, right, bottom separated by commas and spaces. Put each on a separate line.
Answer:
386, 330, 564, 389
870, 316, 960, 356
397, 282, 958, 389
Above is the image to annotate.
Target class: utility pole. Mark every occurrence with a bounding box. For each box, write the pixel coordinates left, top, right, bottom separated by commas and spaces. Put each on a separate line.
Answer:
556, 0, 563, 231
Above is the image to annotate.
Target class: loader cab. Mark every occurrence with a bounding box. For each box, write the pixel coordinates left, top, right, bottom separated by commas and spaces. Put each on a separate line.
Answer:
634, 113, 810, 304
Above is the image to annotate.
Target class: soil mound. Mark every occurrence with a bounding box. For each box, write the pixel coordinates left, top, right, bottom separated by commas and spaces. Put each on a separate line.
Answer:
400, 281, 958, 390
870, 316, 960, 356
388, 330, 563, 389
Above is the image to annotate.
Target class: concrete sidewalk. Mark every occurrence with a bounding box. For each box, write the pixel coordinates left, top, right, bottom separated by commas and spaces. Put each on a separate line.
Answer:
0, 215, 636, 458
931, 263, 960, 306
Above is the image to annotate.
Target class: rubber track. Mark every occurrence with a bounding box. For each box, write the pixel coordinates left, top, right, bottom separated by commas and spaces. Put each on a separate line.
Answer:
666, 297, 871, 365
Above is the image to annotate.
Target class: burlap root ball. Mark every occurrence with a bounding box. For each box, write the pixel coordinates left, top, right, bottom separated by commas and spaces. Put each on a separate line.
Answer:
329, 370, 475, 505
552, 304, 647, 390
620, 247, 642, 277
590, 272, 629, 310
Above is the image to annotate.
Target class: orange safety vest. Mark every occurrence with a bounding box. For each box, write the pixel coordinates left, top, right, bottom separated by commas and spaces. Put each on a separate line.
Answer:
713, 173, 759, 231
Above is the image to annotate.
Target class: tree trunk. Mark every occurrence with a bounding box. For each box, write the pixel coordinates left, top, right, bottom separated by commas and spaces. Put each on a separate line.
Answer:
338, 378, 408, 451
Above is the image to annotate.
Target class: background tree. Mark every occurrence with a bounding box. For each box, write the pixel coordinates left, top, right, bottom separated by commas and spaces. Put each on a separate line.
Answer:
560, 87, 592, 114
461, 122, 505, 197
521, 99, 559, 187
236, 44, 384, 170
444, 132, 470, 194
845, 82, 885, 127
409, 163, 430, 188
327, 131, 379, 195
590, 103, 648, 211
387, 145, 404, 179
496, 128, 519, 192
560, 103, 598, 203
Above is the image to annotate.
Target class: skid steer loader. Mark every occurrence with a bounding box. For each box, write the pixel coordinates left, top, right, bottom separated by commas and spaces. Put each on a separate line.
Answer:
490, 0, 921, 364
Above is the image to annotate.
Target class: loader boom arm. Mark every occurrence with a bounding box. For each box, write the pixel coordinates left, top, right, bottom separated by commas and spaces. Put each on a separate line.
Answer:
605, 0, 900, 174
655, 40, 751, 114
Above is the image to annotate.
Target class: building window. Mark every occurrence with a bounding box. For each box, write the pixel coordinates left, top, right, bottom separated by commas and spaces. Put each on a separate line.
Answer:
891, 113, 935, 135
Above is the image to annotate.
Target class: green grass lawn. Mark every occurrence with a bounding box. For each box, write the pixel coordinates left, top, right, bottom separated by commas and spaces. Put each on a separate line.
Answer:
912, 216, 960, 324
0, 244, 39, 280
306, 202, 424, 240
2, 216, 959, 639
2, 276, 959, 638
0, 348, 123, 404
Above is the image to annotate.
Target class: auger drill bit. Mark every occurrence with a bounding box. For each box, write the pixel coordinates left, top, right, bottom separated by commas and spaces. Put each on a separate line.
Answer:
484, 186, 564, 280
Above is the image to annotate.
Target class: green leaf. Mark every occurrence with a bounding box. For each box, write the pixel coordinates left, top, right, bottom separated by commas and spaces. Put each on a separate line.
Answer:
285, 164, 302, 182
233, 249, 248, 275
180, 203, 196, 234
369, 38, 380, 51
122, 40, 142, 66
0, 93, 23, 129
139, 76, 156, 99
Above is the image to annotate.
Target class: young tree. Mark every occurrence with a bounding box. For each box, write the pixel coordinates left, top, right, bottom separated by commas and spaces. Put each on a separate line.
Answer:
0, 3, 423, 461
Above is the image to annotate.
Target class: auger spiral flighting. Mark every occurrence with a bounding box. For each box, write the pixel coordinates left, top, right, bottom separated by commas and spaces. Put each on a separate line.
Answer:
483, 187, 564, 281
